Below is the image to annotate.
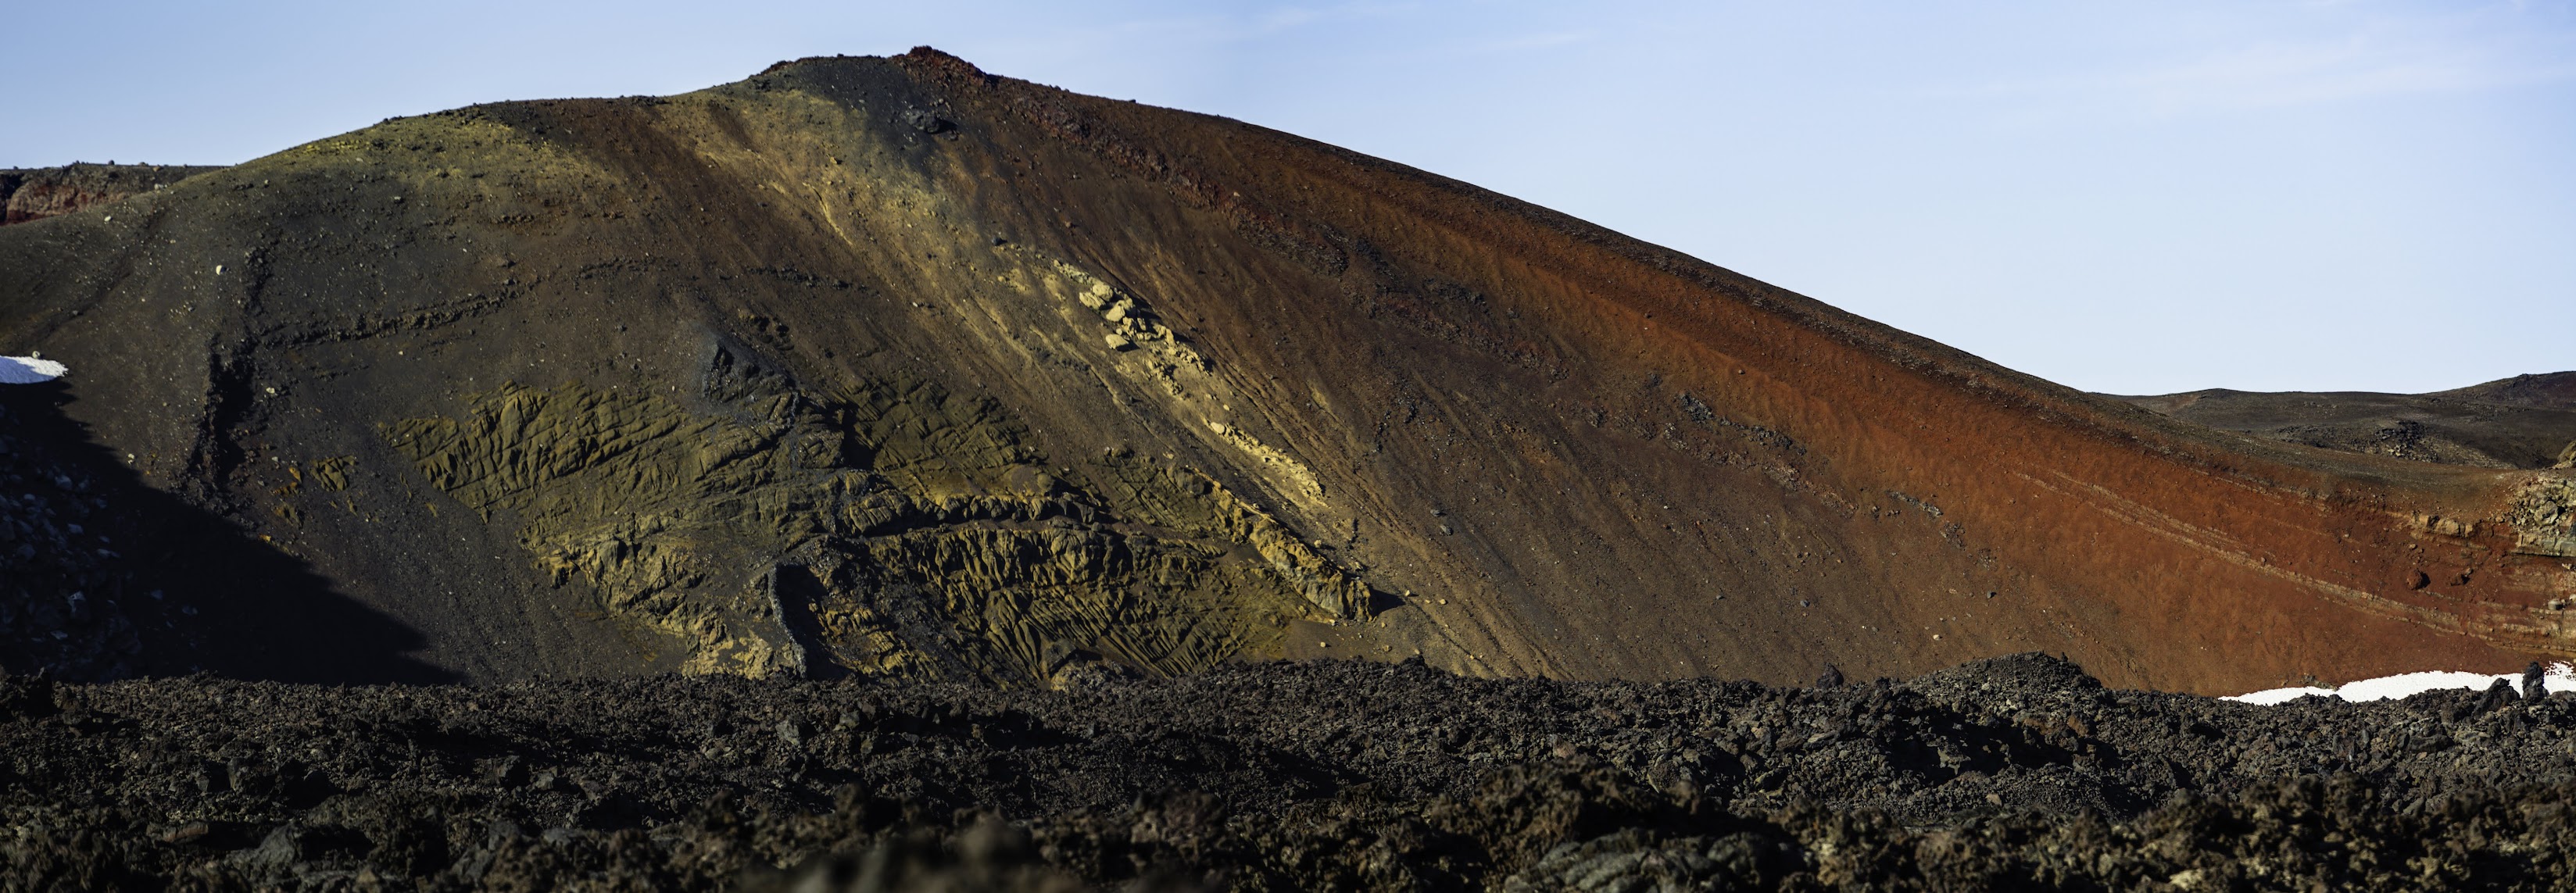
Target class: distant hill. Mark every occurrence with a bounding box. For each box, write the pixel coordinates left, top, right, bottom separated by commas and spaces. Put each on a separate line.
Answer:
2, 49, 2568, 694
0, 163, 220, 225
2116, 372, 2576, 470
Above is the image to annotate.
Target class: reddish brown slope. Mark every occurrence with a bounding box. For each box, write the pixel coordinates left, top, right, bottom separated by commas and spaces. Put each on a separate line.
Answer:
0, 50, 2565, 692
877, 51, 2573, 691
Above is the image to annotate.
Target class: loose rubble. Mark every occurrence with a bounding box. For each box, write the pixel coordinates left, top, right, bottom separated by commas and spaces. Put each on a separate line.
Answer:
10, 655, 2576, 890
0, 397, 167, 681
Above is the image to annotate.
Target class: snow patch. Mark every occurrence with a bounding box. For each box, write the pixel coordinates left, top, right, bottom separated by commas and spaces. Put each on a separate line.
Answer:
0, 355, 67, 384
2227, 663, 2576, 705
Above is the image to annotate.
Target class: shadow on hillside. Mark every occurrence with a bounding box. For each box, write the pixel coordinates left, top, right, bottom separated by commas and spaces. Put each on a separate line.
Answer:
1, 383, 453, 684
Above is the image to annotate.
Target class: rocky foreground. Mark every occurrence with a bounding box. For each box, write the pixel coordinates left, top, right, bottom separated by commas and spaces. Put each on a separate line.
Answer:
6, 655, 2576, 891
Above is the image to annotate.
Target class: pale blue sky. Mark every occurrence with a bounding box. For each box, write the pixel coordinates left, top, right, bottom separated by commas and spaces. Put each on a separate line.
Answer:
5, 1, 2569, 395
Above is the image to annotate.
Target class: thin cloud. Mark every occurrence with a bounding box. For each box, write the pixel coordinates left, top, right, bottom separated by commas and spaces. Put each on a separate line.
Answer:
1902, 5, 2576, 120
1253, 2, 1424, 34
2123, 35, 2576, 113
1464, 30, 1594, 54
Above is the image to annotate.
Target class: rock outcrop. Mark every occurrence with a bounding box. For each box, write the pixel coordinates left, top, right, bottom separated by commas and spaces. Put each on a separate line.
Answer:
0, 163, 219, 225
